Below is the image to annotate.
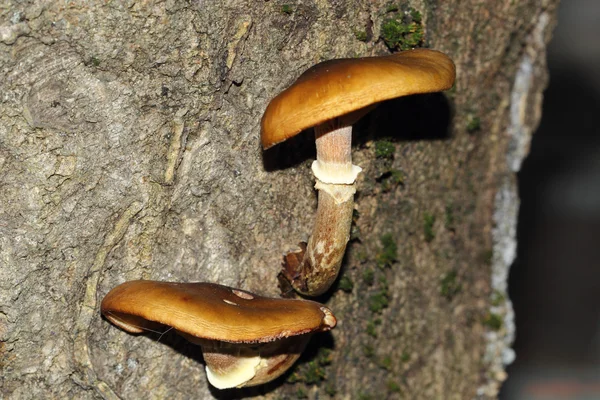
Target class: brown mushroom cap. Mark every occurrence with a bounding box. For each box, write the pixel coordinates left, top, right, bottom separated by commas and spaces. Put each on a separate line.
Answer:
101, 280, 336, 343
261, 48, 456, 149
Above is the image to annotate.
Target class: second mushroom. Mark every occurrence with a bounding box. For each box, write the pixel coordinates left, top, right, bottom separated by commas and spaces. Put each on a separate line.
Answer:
101, 280, 336, 389
261, 49, 456, 296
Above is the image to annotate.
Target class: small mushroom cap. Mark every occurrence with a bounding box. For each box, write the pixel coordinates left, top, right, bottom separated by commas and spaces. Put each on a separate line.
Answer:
261, 49, 456, 149
101, 280, 336, 343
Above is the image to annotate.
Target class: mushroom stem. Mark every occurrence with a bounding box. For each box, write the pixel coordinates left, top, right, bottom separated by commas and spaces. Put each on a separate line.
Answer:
264, 50, 456, 297
203, 348, 262, 389
182, 333, 311, 389
282, 122, 359, 296
312, 123, 362, 185
289, 182, 355, 295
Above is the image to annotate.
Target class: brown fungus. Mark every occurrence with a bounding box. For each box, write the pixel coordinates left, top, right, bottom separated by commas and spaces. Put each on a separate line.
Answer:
101, 280, 336, 389
261, 49, 456, 296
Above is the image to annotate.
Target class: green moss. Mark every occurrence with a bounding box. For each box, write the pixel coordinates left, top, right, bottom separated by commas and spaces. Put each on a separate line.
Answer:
445, 203, 455, 229
466, 114, 481, 133
482, 249, 493, 265
379, 169, 405, 192
281, 4, 293, 14
304, 362, 326, 384
295, 388, 308, 399
440, 270, 462, 300
491, 290, 506, 307
380, 7, 424, 51
287, 348, 332, 385
385, 4, 399, 12
317, 347, 333, 366
376, 233, 397, 268
325, 383, 337, 397
410, 8, 422, 23
286, 371, 301, 383
369, 289, 389, 313
401, 351, 410, 362
483, 313, 503, 330
390, 169, 404, 184
363, 269, 375, 286
363, 344, 375, 358
358, 392, 373, 400
292, 360, 325, 385
387, 380, 402, 393
356, 248, 368, 263
354, 30, 368, 42
375, 140, 395, 159
338, 275, 354, 293
423, 212, 436, 242
90, 57, 101, 67
366, 320, 378, 338
379, 274, 389, 286
366, 322, 377, 338
379, 355, 392, 370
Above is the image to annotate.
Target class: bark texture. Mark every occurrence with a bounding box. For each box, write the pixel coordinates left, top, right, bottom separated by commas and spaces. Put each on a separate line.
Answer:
0, 1, 557, 399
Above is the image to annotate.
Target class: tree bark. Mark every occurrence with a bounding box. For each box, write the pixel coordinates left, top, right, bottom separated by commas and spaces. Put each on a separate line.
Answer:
0, 1, 558, 399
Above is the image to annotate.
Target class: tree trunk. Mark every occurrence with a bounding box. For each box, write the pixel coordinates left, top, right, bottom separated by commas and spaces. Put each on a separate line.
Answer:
0, 1, 558, 399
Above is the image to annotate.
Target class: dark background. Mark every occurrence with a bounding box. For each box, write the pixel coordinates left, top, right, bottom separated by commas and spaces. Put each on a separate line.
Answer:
501, 1, 600, 398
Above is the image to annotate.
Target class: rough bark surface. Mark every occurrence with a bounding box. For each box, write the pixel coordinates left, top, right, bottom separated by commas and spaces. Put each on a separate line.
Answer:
0, 1, 557, 399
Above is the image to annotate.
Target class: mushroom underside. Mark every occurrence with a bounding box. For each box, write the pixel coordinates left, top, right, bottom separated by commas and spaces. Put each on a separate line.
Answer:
200, 335, 311, 388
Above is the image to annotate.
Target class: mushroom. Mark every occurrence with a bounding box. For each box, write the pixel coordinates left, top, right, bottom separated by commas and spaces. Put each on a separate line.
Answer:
261, 49, 456, 296
101, 280, 336, 389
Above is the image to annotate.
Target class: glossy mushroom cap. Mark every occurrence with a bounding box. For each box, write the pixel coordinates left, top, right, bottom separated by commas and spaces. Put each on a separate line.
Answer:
101, 280, 336, 342
101, 280, 336, 389
261, 48, 456, 149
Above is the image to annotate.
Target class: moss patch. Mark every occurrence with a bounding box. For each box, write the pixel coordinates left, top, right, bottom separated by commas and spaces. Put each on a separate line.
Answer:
337, 275, 354, 293
363, 343, 375, 358
375, 140, 396, 159
481, 249, 494, 265
380, 7, 424, 51
366, 318, 381, 338
378, 355, 393, 370
368, 289, 389, 313
354, 30, 368, 42
491, 290, 506, 307
363, 268, 375, 286
378, 169, 405, 192
483, 312, 503, 331
423, 212, 436, 242
287, 347, 333, 385
401, 351, 410, 362
281, 4, 294, 15
440, 270, 462, 300
445, 203, 455, 229
376, 233, 398, 268
325, 383, 337, 397
466, 114, 481, 133
387, 380, 402, 393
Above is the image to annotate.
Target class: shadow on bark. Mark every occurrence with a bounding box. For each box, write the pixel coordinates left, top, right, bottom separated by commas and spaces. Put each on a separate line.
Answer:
262, 92, 454, 172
